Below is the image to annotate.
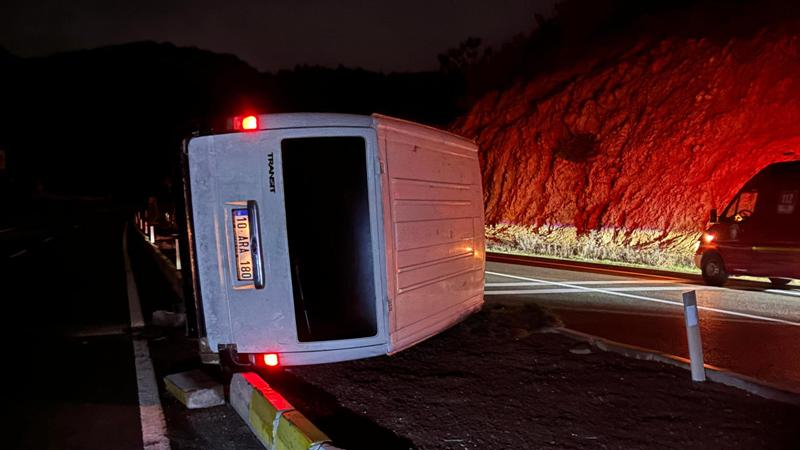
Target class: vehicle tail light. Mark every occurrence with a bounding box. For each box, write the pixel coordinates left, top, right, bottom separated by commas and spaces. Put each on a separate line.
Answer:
263, 353, 279, 367
242, 115, 258, 130
228, 115, 259, 131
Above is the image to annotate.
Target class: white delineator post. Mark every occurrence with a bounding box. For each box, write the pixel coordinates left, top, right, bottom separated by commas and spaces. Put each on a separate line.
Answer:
175, 237, 182, 270
682, 290, 706, 382
149, 225, 156, 244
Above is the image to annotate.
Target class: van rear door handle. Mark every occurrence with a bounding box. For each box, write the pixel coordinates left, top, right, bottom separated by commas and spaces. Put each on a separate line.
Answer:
247, 200, 266, 289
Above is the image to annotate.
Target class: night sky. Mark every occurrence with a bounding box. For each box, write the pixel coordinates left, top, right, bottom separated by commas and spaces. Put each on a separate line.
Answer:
0, 0, 556, 72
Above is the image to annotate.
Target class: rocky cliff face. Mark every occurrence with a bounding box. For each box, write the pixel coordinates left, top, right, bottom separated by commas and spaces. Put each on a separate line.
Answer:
455, 25, 800, 263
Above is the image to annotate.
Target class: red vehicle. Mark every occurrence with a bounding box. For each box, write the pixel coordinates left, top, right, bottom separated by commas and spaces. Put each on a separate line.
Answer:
696, 161, 800, 286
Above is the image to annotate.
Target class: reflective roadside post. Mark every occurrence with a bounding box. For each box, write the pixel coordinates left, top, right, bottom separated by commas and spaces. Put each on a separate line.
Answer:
682, 290, 706, 382
175, 237, 182, 270
149, 225, 156, 244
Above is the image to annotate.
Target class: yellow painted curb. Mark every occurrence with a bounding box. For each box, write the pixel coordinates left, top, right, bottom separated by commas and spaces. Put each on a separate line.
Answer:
249, 388, 281, 448
275, 410, 329, 450
231, 372, 332, 450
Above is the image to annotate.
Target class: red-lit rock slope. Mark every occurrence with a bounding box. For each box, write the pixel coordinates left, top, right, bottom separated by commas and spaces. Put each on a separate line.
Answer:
455, 27, 800, 242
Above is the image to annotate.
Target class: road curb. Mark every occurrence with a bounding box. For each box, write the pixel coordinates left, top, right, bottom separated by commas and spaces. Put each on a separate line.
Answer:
548, 327, 800, 406
230, 372, 341, 450
487, 251, 701, 281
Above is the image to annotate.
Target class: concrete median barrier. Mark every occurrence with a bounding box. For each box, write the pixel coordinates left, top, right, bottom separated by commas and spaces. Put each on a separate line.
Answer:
230, 372, 337, 450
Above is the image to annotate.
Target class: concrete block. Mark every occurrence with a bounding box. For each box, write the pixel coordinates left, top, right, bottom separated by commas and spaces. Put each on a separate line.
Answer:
230, 372, 254, 419
164, 369, 225, 409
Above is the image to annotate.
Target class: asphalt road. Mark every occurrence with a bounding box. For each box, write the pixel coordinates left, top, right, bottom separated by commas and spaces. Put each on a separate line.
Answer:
3, 200, 263, 450
2, 200, 144, 450
485, 253, 800, 392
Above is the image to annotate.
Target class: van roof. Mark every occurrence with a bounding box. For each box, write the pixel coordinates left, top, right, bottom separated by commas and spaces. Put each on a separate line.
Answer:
744, 159, 800, 189
763, 160, 800, 174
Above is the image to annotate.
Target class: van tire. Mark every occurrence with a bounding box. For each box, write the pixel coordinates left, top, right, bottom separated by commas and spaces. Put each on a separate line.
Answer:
701, 253, 728, 286
769, 278, 792, 287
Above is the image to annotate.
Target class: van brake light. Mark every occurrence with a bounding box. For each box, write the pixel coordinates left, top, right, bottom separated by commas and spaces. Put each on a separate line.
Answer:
242, 115, 258, 130
263, 353, 279, 367
228, 115, 259, 131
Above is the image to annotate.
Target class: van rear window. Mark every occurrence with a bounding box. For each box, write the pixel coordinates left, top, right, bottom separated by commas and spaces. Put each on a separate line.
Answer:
281, 136, 378, 342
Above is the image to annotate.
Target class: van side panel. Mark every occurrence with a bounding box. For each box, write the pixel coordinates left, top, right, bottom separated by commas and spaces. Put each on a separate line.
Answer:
375, 115, 485, 353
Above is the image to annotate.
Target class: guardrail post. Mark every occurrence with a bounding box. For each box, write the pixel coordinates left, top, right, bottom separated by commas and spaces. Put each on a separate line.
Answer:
175, 237, 182, 270
682, 290, 706, 382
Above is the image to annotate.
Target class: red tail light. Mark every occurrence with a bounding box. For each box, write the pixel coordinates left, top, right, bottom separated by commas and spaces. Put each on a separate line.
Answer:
242, 115, 258, 130
228, 115, 259, 131
263, 353, 279, 367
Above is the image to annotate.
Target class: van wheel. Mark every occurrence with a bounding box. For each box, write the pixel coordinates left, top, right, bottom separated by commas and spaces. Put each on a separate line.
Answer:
769, 278, 792, 287
701, 254, 728, 286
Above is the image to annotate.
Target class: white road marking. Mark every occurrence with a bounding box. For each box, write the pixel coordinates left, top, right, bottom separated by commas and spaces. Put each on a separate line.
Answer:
9, 249, 27, 258
766, 289, 800, 298
486, 286, 716, 295
123, 225, 171, 450
0, 227, 16, 233
485, 280, 681, 287
133, 340, 171, 450
42, 236, 55, 243
486, 270, 800, 327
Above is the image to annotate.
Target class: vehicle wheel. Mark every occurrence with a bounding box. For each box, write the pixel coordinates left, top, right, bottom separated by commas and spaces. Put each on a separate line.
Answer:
701, 253, 728, 286
769, 277, 792, 287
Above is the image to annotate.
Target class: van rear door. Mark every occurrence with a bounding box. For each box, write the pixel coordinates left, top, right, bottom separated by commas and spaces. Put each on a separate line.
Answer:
187, 124, 389, 361
375, 115, 485, 353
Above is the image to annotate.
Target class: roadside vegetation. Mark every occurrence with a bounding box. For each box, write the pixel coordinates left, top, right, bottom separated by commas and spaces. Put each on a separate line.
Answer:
486, 224, 701, 273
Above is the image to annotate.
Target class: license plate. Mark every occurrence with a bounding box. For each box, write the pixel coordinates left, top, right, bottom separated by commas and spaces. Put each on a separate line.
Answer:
232, 209, 254, 281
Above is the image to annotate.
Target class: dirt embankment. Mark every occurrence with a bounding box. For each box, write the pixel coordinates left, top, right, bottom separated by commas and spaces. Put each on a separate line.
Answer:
455, 22, 800, 261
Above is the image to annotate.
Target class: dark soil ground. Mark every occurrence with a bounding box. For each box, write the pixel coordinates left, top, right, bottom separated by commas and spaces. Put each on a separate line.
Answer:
267, 301, 800, 450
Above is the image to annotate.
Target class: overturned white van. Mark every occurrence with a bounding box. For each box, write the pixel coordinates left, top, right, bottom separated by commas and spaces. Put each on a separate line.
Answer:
183, 113, 485, 368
